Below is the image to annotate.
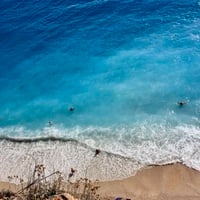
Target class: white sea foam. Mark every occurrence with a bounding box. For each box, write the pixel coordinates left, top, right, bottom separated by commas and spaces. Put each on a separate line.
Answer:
0, 138, 139, 183
0, 123, 200, 182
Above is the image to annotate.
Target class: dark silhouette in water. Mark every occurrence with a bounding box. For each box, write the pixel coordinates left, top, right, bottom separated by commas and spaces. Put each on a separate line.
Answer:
48, 121, 53, 126
177, 101, 187, 107
69, 107, 75, 112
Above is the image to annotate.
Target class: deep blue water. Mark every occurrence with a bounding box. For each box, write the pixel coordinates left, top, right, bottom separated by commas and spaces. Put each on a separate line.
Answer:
0, 0, 200, 172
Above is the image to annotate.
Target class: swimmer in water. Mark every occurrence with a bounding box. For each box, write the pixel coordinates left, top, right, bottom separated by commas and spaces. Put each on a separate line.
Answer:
69, 107, 75, 112
177, 101, 187, 107
48, 121, 53, 126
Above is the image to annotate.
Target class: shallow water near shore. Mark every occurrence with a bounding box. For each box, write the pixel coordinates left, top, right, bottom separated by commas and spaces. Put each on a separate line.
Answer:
1, 0, 200, 181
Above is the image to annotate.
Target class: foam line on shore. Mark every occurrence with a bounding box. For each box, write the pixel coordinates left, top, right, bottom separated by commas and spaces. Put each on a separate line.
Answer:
0, 139, 140, 182
0, 135, 136, 162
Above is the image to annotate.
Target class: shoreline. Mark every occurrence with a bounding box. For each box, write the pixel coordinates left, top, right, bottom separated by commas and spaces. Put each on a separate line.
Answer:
1, 163, 200, 200
2, 136, 200, 182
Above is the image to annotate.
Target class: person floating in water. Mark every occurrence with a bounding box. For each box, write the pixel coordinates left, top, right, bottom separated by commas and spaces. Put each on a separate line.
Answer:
177, 101, 187, 107
48, 121, 53, 126
69, 107, 75, 112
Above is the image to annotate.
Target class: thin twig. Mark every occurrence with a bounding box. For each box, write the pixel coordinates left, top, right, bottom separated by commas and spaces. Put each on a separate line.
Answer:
16, 171, 60, 194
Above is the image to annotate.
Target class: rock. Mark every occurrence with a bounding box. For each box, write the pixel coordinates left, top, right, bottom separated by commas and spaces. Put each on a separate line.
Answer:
51, 193, 78, 200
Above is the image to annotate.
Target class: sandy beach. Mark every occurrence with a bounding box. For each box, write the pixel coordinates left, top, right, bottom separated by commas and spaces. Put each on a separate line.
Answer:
1, 163, 200, 200
98, 163, 200, 200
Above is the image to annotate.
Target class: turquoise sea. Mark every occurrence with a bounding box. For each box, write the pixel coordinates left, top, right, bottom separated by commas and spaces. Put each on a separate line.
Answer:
0, 0, 200, 181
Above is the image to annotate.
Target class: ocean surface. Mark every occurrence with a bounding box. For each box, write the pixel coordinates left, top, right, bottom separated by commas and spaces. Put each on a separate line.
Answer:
0, 0, 200, 181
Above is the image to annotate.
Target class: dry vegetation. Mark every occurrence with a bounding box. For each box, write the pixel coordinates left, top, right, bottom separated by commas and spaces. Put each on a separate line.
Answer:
0, 164, 100, 200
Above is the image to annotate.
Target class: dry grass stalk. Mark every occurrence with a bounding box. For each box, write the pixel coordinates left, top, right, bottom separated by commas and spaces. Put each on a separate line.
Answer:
1, 165, 101, 200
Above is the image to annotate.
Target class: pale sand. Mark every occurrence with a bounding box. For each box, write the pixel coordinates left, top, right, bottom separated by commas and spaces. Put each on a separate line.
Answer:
1, 163, 200, 200
98, 163, 200, 200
